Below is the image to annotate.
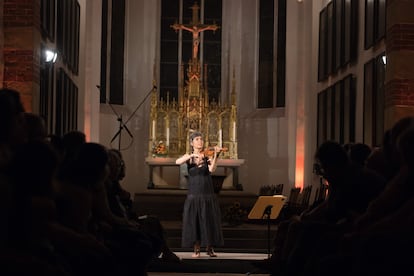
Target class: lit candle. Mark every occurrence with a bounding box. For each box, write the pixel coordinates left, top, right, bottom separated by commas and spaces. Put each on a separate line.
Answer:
166, 127, 170, 147
218, 129, 222, 148
152, 120, 156, 141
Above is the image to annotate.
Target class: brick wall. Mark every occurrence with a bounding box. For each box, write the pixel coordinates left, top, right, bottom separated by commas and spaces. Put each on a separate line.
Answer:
386, 24, 414, 52
385, 79, 414, 107
384, 0, 414, 128
2, 0, 41, 112
3, 0, 37, 28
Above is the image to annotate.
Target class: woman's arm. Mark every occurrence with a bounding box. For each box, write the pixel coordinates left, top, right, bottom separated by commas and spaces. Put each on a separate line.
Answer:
208, 146, 221, 173
176, 153, 195, 165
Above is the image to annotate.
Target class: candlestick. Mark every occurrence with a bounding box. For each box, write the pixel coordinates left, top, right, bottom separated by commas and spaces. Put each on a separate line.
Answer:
218, 129, 222, 148
152, 120, 156, 141
166, 127, 170, 147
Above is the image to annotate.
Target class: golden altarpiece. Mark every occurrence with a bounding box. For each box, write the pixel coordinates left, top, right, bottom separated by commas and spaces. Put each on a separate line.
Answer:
145, 2, 244, 190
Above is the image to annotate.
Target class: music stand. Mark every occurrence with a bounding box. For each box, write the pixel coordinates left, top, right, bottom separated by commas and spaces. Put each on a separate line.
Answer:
248, 195, 287, 258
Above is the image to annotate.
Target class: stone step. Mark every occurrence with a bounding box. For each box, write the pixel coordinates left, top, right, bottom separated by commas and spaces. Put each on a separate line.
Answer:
164, 223, 272, 239
161, 220, 275, 254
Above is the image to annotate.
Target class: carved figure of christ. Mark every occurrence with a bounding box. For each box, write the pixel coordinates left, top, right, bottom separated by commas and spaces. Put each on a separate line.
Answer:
171, 23, 219, 60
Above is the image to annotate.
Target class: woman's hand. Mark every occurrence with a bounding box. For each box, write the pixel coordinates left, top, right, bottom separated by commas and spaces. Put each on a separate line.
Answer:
213, 146, 221, 154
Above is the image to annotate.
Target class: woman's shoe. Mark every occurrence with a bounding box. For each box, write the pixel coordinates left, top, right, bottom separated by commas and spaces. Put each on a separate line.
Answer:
192, 247, 201, 258
206, 248, 217, 257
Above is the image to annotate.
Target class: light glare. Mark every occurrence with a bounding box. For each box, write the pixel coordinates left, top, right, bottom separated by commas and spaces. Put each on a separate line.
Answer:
44, 49, 57, 63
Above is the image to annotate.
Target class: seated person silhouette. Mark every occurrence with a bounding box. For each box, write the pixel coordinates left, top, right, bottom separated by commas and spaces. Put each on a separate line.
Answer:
106, 149, 180, 263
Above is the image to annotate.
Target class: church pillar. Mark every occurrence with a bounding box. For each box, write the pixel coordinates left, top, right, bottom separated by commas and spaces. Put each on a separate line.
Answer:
384, 0, 414, 130
2, 0, 41, 112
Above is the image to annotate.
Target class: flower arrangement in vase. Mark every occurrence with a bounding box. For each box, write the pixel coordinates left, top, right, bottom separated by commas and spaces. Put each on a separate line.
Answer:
223, 201, 248, 226
152, 141, 168, 157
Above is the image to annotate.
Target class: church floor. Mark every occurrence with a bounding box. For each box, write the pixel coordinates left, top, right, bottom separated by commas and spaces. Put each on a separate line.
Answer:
173, 251, 268, 260
147, 251, 271, 275
148, 273, 270, 276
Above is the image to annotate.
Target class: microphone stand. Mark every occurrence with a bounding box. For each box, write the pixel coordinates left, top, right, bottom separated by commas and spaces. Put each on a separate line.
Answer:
109, 86, 155, 150
110, 114, 133, 151
123, 86, 155, 126
262, 205, 273, 259
97, 87, 133, 151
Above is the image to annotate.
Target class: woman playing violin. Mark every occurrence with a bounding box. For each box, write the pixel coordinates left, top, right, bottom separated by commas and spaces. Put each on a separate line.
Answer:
175, 131, 224, 257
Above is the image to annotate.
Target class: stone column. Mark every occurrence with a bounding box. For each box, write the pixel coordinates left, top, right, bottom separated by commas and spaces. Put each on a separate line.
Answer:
385, 0, 414, 129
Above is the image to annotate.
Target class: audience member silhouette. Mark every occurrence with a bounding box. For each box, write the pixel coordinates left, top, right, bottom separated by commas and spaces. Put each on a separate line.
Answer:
105, 149, 180, 263
365, 129, 391, 179
0, 89, 24, 251
0, 88, 26, 167
366, 116, 414, 181
60, 131, 87, 163
47, 134, 65, 159
6, 141, 71, 275
348, 143, 372, 168
24, 112, 48, 142
54, 141, 121, 275
0, 89, 74, 275
347, 124, 414, 276
353, 118, 414, 231
0, 89, 177, 274
311, 124, 414, 276
0, 88, 26, 251
56, 142, 161, 275
264, 141, 386, 276
56, 130, 87, 183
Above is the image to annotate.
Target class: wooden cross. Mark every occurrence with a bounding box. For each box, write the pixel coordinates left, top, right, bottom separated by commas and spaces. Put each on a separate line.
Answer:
171, 1, 219, 60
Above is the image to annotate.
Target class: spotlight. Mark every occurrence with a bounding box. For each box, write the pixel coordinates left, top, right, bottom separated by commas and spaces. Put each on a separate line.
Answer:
44, 49, 57, 63
381, 55, 387, 65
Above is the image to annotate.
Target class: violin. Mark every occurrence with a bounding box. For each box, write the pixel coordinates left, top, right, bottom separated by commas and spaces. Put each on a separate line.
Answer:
201, 146, 228, 157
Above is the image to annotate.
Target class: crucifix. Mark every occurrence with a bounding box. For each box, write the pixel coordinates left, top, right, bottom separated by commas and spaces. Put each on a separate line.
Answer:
171, 1, 219, 60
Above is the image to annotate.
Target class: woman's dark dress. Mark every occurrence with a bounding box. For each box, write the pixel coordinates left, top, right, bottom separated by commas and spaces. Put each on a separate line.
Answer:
181, 157, 224, 248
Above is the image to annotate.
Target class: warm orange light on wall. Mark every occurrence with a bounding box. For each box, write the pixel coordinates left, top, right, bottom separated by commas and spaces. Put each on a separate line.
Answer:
295, 122, 305, 190
295, 155, 304, 190
83, 107, 91, 142
84, 124, 91, 142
